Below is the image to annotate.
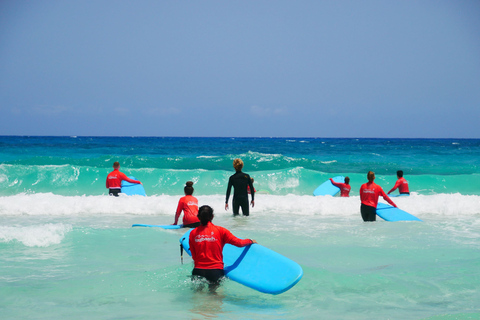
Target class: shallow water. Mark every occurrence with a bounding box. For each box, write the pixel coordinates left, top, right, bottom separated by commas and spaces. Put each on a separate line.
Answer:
1, 137, 479, 319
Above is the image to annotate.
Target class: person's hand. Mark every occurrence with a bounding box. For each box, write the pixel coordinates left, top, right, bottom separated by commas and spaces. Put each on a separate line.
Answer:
251, 239, 257, 244
225, 203, 229, 211
251, 200, 255, 208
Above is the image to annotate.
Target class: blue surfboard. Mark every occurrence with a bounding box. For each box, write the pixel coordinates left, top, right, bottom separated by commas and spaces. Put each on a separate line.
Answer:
132, 224, 182, 229
376, 203, 421, 222
180, 229, 303, 295
389, 193, 410, 198
121, 176, 146, 196
313, 176, 345, 196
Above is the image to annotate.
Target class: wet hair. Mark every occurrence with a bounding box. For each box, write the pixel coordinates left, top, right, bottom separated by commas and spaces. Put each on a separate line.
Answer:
197, 205, 214, 226
184, 181, 194, 195
367, 171, 375, 182
344, 177, 350, 184
233, 158, 244, 171
397, 170, 404, 178
113, 161, 120, 168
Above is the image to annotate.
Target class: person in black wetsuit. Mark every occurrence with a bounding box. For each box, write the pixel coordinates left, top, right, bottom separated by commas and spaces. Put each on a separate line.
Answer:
225, 158, 255, 216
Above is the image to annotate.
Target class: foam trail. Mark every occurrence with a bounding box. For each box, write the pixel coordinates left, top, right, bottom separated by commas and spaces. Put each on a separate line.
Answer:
0, 223, 72, 247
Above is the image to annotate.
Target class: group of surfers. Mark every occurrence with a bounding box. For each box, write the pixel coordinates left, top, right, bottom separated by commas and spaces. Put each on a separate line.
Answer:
330, 170, 410, 221
105, 159, 409, 290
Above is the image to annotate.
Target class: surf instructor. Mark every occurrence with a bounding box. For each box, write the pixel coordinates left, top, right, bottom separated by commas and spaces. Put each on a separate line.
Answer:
360, 171, 397, 222
225, 158, 255, 216
106, 161, 141, 196
189, 205, 257, 291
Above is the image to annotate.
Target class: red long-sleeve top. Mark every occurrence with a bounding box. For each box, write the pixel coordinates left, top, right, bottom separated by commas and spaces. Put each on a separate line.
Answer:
360, 181, 397, 208
174, 195, 200, 225
189, 222, 253, 270
106, 169, 140, 189
388, 177, 409, 194
329, 178, 351, 197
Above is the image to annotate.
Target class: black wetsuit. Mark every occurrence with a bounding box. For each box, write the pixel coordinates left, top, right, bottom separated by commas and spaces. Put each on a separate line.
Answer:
225, 171, 254, 216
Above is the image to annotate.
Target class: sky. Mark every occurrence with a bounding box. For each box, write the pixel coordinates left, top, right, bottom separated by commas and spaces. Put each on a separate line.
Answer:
1, 0, 479, 138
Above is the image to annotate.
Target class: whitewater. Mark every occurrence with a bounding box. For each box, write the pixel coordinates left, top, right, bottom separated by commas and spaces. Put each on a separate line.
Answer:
1, 136, 479, 319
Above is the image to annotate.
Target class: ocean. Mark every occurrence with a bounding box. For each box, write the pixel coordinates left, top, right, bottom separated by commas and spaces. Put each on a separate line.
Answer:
1, 136, 479, 319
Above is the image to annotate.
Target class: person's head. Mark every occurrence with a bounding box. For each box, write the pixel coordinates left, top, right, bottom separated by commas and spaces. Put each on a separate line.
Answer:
367, 171, 375, 182
397, 170, 404, 178
344, 176, 350, 184
184, 181, 194, 195
251, 178, 254, 183
113, 161, 120, 169
197, 205, 214, 226
233, 158, 244, 172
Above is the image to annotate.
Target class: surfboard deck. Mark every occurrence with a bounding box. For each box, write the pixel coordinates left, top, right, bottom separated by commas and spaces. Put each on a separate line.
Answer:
180, 229, 303, 295
313, 176, 345, 196
376, 202, 421, 221
389, 194, 410, 198
132, 224, 182, 229
121, 176, 146, 196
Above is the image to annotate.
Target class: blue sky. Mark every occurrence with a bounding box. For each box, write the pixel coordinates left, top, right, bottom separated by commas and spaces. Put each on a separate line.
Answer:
1, 0, 479, 138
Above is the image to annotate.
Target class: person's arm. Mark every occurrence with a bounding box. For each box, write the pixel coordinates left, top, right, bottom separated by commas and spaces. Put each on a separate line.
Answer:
223, 228, 255, 247
330, 178, 343, 188
247, 175, 255, 206
225, 177, 233, 210
381, 189, 397, 207
118, 172, 141, 184
388, 180, 401, 194
173, 199, 183, 225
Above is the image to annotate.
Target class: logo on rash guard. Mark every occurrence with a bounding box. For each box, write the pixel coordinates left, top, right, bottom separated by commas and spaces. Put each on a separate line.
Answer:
195, 233, 217, 243
363, 189, 375, 194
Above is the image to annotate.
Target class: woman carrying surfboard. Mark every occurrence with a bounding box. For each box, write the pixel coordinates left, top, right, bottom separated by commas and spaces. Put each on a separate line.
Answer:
189, 205, 256, 290
360, 171, 397, 222
329, 177, 351, 197
173, 181, 200, 228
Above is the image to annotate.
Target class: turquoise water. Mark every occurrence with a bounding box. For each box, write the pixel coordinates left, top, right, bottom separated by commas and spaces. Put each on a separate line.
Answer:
1, 136, 479, 319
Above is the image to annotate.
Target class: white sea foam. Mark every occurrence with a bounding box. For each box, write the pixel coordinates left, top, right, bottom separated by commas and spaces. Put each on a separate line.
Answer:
0, 223, 72, 247
0, 193, 479, 219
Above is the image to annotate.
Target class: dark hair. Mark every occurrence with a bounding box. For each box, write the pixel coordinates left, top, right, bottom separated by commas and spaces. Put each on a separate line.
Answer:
397, 170, 404, 178
197, 205, 214, 226
113, 161, 120, 168
344, 176, 350, 184
184, 181, 194, 195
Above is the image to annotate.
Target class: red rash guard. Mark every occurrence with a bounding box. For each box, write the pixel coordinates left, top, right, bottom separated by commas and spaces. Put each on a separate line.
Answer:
360, 181, 397, 208
105, 169, 140, 189
388, 177, 409, 194
189, 222, 253, 270
174, 195, 200, 225
330, 179, 351, 197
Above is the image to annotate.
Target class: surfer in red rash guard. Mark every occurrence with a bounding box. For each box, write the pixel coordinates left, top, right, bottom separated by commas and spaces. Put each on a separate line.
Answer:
105, 161, 141, 196
189, 205, 256, 291
329, 177, 351, 197
173, 181, 200, 228
387, 170, 410, 195
360, 171, 397, 222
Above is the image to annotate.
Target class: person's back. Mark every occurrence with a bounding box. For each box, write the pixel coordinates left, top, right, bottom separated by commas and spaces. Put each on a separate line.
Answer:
388, 171, 410, 194
106, 161, 141, 196
330, 177, 351, 197
360, 171, 396, 222
189, 205, 255, 290
225, 159, 255, 216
